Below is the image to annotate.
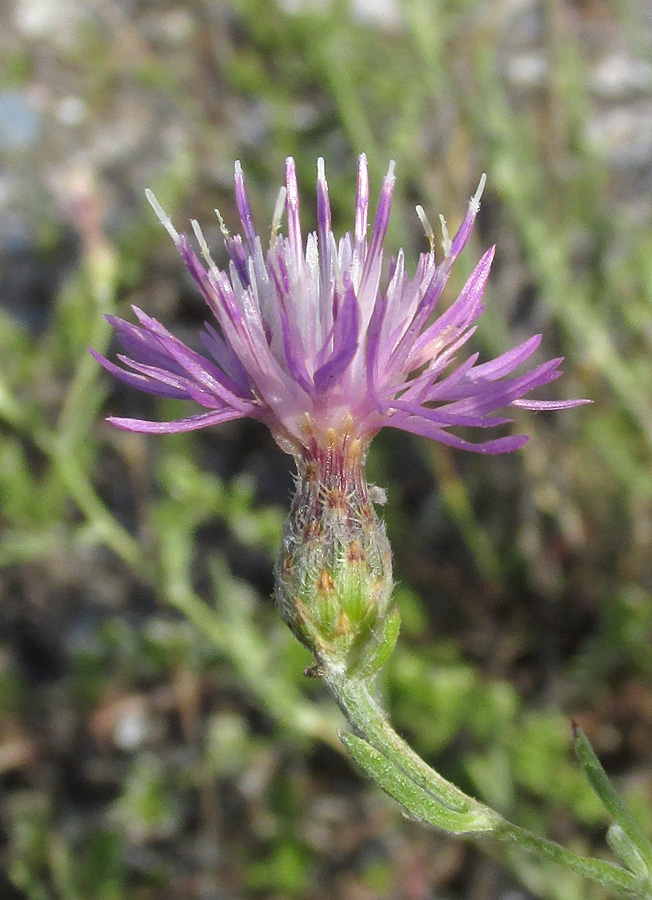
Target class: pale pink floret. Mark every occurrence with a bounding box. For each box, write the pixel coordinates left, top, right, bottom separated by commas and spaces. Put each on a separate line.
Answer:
92, 156, 588, 454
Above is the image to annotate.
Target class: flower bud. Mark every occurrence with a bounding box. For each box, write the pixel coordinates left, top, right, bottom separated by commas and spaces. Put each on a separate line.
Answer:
274, 428, 398, 678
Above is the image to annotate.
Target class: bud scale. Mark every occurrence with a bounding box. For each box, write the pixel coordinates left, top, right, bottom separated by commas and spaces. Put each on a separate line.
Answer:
274, 426, 396, 677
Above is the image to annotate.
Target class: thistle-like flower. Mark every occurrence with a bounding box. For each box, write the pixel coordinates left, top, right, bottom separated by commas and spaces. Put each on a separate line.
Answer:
92, 156, 586, 674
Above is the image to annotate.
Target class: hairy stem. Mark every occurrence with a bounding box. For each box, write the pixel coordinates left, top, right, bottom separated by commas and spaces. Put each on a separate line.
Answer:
326, 673, 650, 899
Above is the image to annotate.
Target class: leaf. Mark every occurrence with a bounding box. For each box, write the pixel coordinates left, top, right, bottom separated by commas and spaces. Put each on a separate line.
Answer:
340, 732, 495, 834
572, 722, 652, 878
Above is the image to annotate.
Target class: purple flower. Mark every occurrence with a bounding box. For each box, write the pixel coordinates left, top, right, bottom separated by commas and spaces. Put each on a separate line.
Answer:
92, 155, 587, 456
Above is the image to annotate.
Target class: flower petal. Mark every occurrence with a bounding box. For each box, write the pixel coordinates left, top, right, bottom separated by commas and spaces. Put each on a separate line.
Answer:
313, 280, 360, 394
107, 407, 247, 434
388, 413, 530, 454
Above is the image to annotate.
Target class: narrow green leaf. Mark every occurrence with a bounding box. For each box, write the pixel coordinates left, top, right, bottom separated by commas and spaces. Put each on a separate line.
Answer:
495, 821, 647, 897
572, 722, 652, 875
349, 606, 401, 679
608, 825, 650, 880
340, 732, 495, 834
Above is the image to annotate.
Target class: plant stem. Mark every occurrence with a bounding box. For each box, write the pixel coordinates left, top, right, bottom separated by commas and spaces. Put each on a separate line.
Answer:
327, 673, 650, 898
333, 675, 494, 822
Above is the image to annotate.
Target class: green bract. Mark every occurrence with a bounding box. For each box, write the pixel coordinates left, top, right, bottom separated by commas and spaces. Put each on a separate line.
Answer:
274, 422, 397, 677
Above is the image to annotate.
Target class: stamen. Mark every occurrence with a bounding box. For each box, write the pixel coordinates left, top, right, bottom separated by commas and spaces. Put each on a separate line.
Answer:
271, 186, 287, 243
447, 173, 487, 261
285, 157, 303, 270
234, 160, 257, 246
439, 214, 452, 258
191, 219, 221, 279
354, 154, 370, 247
415, 204, 436, 255
145, 189, 180, 244
469, 173, 487, 216
316, 158, 332, 289
331, 237, 343, 294
214, 208, 230, 239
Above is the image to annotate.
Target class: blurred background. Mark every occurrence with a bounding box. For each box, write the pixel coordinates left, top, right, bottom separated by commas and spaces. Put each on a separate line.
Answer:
2, 0, 652, 897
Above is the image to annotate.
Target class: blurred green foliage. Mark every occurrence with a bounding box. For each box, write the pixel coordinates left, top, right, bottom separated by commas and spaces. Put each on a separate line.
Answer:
2, 0, 652, 898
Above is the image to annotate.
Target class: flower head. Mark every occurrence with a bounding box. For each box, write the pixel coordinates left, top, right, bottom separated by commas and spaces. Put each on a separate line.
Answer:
92, 156, 590, 672
92, 155, 586, 458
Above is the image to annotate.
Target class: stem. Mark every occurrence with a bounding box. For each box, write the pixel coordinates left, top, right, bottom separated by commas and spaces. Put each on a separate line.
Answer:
333, 676, 493, 821
495, 821, 647, 894
327, 673, 650, 898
